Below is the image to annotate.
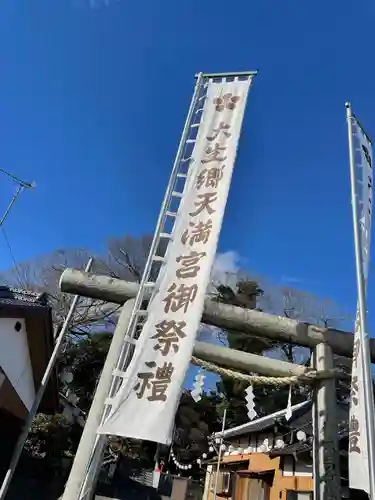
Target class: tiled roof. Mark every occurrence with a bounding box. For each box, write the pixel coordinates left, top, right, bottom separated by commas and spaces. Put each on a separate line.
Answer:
213, 400, 350, 454
0, 286, 48, 308
269, 423, 350, 458
269, 439, 313, 456
213, 401, 310, 439
268, 405, 349, 457
288, 401, 349, 435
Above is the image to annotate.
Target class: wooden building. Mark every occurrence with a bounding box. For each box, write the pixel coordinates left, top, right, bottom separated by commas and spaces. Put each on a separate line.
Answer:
202, 400, 350, 500
0, 286, 57, 476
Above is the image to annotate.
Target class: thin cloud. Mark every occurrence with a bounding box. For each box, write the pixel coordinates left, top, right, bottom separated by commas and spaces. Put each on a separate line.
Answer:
281, 275, 304, 285
211, 250, 240, 284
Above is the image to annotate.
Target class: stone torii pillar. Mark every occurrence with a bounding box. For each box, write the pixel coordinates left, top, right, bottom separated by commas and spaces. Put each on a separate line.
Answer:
312, 343, 341, 500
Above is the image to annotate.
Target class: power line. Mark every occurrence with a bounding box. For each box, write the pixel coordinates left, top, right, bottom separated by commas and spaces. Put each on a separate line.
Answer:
1, 227, 24, 287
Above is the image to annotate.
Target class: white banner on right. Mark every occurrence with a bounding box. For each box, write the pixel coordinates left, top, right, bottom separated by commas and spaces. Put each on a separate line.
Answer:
348, 110, 373, 494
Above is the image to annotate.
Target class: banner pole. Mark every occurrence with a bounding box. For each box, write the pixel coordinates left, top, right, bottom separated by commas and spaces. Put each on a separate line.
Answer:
346, 101, 375, 498
66, 73, 206, 500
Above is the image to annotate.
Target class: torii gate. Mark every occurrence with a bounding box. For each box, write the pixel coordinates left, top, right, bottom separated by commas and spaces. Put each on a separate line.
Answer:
60, 70, 348, 500
59, 267, 348, 500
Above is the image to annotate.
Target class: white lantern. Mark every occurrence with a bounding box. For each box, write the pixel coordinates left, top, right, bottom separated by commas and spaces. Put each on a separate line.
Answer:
60, 370, 73, 384
296, 430, 306, 442
209, 446, 214, 453
67, 391, 79, 405
202, 453, 207, 459
275, 438, 285, 449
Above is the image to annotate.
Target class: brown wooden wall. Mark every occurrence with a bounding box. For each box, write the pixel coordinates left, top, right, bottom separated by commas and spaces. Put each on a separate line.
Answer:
205, 453, 312, 500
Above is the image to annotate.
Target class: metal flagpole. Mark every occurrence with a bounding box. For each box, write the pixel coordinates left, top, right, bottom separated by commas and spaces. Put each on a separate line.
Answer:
346, 102, 375, 498
0, 257, 94, 500
213, 408, 227, 500
66, 72, 205, 500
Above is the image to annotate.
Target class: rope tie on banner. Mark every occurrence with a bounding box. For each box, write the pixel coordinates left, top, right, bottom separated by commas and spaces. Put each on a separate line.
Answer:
191, 357, 338, 388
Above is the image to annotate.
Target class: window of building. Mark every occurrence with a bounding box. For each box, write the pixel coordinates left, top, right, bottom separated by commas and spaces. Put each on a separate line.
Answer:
286, 490, 313, 500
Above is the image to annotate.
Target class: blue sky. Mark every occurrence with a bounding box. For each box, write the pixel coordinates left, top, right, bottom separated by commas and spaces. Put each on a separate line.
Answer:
0, 0, 374, 330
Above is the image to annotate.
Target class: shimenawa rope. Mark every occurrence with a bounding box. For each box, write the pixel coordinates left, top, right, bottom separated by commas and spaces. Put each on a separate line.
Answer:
191, 356, 337, 388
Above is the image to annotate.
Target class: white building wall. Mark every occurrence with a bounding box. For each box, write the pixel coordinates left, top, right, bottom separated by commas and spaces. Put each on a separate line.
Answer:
282, 456, 313, 477
225, 432, 313, 479
0, 317, 35, 410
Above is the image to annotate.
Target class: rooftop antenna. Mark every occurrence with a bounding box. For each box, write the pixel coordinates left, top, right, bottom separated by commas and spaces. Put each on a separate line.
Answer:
0, 168, 35, 227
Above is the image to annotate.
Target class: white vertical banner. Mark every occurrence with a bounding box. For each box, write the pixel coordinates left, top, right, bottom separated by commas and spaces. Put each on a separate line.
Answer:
98, 76, 253, 444
349, 112, 373, 494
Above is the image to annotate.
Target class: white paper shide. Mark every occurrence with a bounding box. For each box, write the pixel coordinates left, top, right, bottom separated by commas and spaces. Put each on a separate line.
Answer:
349, 114, 373, 494
98, 77, 253, 444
